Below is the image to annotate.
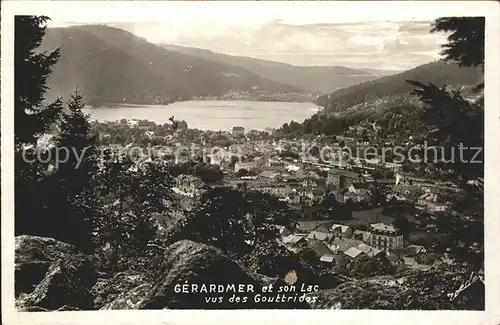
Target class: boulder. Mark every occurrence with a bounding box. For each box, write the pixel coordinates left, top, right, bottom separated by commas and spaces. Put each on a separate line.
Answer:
104, 240, 310, 309
307, 266, 485, 310
92, 270, 149, 309
101, 283, 153, 310
15, 235, 95, 296
16, 259, 95, 311
14, 235, 97, 311
15, 235, 84, 296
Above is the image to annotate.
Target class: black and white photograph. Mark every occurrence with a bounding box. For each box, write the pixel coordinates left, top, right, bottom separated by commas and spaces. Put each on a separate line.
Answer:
2, 1, 500, 323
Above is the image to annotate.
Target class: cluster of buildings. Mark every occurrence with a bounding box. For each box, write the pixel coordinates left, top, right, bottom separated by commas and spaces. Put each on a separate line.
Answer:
277, 221, 451, 271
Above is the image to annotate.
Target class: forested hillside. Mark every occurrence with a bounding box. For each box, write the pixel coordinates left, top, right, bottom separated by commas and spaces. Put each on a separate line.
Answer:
41, 25, 303, 106
318, 60, 482, 113
161, 44, 397, 93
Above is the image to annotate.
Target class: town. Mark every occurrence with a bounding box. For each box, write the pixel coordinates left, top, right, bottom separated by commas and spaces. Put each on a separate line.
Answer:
88, 118, 484, 278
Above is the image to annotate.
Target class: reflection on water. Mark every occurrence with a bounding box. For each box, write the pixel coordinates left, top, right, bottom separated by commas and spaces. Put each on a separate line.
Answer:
84, 100, 319, 131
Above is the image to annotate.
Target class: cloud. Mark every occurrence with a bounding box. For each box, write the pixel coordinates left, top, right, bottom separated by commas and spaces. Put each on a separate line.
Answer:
52, 19, 449, 70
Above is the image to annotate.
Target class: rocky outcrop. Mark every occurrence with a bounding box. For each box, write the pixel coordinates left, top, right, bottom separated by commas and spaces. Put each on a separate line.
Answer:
104, 240, 310, 309
308, 266, 485, 310
15, 235, 97, 311
15, 235, 84, 296
101, 283, 153, 310
92, 270, 149, 309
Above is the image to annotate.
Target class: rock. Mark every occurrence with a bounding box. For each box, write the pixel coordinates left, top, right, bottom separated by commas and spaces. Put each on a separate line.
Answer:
17, 259, 95, 311
92, 271, 149, 309
15, 261, 52, 296
14, 235, 97, 311
17, 305, 49, 312
105, 240, 310, 309
307, 265, 484, 310
101, 283, 154, 310
15, 235, 94, 296
57, 305, 82, 311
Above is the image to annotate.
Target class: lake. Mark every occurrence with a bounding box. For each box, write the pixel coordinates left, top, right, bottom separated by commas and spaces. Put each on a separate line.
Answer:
84, 100, 319, 131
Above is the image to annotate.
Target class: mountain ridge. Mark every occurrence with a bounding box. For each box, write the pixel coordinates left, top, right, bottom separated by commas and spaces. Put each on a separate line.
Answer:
40, 25, 305, 106
160, 44, 399, 93
319, 60, 483, 113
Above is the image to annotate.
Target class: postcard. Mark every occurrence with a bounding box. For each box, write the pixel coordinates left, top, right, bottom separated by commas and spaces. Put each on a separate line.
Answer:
1, 1, 499, 325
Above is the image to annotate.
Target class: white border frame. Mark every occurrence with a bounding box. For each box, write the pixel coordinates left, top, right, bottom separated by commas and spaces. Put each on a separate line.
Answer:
2, 1, 500, 325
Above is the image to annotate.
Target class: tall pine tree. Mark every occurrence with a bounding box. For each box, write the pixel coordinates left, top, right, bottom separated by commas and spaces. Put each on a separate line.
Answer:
15, 16, 63, 147
15, 16, 63, 236
407, 17, 484, 180
53, 89, 98, 198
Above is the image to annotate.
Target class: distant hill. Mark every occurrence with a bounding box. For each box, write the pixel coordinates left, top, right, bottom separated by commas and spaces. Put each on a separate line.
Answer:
40, 25, 303, 106
160, 44, 399, 94
279, 60, 483, 136
320, 60, 483, 113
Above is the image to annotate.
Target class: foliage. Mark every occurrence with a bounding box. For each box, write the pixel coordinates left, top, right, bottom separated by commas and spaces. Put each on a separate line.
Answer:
431, 17, 485, 69
311, 265, 483, 310
407, 17, 484, 179
344, 255, 394, 278
14, 17, 95, 252
40, 25, 302, 106
163, 187, 298, 257
15, 16, 63, 146
92, 155, 175, 273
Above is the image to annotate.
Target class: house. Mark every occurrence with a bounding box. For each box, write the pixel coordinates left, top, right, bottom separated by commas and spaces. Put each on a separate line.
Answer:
387, 255, 405, 271
407, 245, 427, 255
343, 247, 365, 260
369, 223, 404, 252
307, 231, 333, 243
402, 257, 419, 269
348, 183, 371, 194
416, 193, 450, 213
259, 170, 280, 181
330, 224, 353, 239
308, 241, 334, 259
252, 184, 292, 198
283, 193, 301, 205
354, 189, 372, 204
304, 171, 321, 180
282, 235, 308, 250
175, 174, 205, 197
297, 221, 330, 233
329, 238, 364, 253
302, 178, 318, 188
273, 225, 292, 237
232, 126, 245, 137
357, 243, 384, 258
328, 189, 346, 204
234, 161, 256, 173
353, 230, 371, 242
320, 254, 336, 266
343, 191, 358, 203
326, 169, 364, 189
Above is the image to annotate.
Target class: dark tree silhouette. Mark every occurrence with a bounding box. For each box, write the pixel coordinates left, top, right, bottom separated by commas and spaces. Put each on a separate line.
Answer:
15, 16, 63, 146
431, 17, 485, 69
53, 90, 99, 197
14, 16, 64, 240
406, 17, 484, 179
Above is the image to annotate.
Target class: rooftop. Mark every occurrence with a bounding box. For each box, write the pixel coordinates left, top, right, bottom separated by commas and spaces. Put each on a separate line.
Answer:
320, 254, 335, 263
328, 168, 362, 179
344, 247, 364, 259
370, 223, 398, 233
330, 224, 351, 233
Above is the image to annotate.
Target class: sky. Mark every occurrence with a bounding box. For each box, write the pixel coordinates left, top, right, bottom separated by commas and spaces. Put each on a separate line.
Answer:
43, 2, 451, 71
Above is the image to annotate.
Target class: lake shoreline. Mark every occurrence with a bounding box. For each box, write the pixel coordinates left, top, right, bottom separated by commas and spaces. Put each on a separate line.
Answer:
84, 100, 320, 131
88, 98, 318, 109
